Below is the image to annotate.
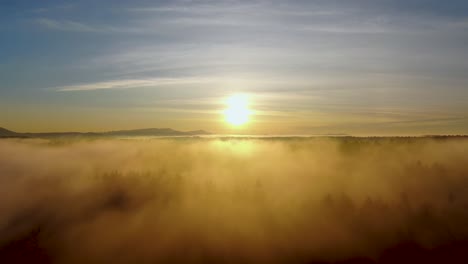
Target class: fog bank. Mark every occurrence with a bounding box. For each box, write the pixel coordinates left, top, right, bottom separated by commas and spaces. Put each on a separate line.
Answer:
1, 137, 468, 263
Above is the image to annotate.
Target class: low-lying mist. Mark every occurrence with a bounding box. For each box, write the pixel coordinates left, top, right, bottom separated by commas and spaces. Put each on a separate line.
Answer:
1, 137, 468, 263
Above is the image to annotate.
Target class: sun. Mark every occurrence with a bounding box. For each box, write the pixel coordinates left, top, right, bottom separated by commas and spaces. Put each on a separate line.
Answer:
224, 94, 252, 126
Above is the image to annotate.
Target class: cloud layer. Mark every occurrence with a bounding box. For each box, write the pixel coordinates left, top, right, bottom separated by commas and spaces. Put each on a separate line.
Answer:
1, 137, 468, 263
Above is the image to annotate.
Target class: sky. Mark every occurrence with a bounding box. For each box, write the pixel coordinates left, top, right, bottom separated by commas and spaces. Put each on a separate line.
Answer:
1, 0, 468, 135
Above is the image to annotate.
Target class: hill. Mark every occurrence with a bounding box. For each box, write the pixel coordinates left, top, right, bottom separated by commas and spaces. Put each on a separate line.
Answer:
0, 127, 22, 138
105, 128, 211, 137
0, 127, 211, 138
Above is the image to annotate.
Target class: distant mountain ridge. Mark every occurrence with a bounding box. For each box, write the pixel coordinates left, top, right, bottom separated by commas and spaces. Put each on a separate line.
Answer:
0, 127, 211, 138
104, 128, 210, 136
0, 127, 20, 137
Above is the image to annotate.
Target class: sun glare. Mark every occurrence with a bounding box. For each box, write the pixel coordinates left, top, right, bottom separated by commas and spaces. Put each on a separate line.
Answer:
224, 94, 251, 126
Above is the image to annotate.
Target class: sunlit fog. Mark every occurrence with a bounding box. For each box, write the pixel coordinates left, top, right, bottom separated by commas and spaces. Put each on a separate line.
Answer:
1, 137, 468, 263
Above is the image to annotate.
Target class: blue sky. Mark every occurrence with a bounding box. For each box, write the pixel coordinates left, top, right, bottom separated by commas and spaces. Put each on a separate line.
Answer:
1, 0, 468, 134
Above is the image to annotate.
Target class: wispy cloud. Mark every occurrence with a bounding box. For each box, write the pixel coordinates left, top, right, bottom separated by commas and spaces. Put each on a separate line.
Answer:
55, 76, 296, 92
36, 18, 144, 33
56, 78, 216, 91
125, 2, 263, 15
31, 4, 75, 14
36, 1, 468, 36
37, 18, 100, 32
